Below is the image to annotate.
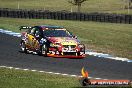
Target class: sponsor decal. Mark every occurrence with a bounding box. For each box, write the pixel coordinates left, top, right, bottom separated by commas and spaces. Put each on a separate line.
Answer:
1, 29, 132, 62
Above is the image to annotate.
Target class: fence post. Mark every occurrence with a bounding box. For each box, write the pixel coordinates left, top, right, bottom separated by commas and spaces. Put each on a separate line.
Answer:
0, 9, 1, 17
91, 13, 96, 21
100, 14, 105, 22
125, 15, 130, 24
130, 15, 132, 24
96, 14, 101, 22
1, 9, 5, 17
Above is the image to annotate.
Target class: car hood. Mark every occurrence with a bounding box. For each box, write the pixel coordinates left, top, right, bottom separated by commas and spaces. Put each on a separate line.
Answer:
47, 37, 80, 45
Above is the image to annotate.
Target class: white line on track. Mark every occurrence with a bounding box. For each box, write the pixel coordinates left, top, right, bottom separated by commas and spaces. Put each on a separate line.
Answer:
8, 67, 13, 69
15, 68, 20, 70
31, 70, 37, 72
0, 65, 107, 80
61, 74, 68, 76
95, 78, 102, 79
54, 73, 61, 75
23, 69, 29, 71
39, 71, 45, 73
0, 29, 131, 82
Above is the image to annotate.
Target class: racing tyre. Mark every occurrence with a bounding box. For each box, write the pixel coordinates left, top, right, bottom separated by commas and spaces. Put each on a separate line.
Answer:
41, 44, 48, 57
20, 41, 27, 53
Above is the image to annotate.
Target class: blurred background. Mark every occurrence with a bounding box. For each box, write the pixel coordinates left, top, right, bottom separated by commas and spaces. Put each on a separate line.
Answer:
0, 0, 132, 14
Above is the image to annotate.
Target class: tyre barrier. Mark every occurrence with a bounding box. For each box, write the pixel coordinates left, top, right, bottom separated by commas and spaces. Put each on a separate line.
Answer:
0, 8, 132, 24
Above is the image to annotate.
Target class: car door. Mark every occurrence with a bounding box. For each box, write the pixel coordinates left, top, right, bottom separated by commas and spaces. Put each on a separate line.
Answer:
33, 27, 41, 50
27, 27, 39, 50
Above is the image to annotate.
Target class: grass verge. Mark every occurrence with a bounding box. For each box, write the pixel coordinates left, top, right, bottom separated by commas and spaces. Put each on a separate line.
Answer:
0, 68, 80, 88
0, 17, 132, 59
0, 68, 131, 88
0, 0, 132, 14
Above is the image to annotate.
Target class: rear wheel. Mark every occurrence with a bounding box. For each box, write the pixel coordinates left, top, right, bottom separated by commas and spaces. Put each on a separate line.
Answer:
41, 44, 48, 57
20, 41, 27, 53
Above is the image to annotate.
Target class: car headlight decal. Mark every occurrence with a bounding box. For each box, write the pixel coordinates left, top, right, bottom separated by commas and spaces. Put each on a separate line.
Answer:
50, 42, 61, 47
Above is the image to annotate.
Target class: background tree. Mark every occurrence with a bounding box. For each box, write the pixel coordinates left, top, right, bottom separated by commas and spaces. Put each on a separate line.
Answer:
68, 0, 87, 12
123, 0, 132, 9
128, 0, 132, 8
123, 0, 132, 14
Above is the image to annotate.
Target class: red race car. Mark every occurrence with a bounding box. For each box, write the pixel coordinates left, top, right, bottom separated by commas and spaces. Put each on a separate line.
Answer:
20, 25, 86, 58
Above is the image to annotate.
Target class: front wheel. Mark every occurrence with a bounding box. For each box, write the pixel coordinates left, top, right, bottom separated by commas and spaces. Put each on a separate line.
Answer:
20, 41, 27, 53
41, 44, 48, 57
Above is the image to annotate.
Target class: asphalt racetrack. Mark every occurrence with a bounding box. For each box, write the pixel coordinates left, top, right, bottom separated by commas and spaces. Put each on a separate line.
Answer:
0, 32, 132, 80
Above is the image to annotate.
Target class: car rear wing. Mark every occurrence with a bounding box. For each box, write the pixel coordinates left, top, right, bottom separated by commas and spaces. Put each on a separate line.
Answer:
19, 26, 32, 30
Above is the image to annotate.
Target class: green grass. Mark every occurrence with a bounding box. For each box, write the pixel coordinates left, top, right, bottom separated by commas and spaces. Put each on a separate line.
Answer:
0, 68, 80, 88
0, 17, 132, 59
0, 0, 132, 14
0, 68, 131, 88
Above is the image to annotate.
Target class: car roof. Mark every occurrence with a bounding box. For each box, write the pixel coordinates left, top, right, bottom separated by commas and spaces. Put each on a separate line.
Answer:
38, 25, 64, 29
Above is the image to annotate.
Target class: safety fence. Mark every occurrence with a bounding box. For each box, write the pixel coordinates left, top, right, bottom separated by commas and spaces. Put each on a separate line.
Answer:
0, 8, 132, 24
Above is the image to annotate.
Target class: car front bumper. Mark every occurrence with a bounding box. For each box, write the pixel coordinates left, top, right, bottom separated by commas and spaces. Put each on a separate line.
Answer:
47, 53, 86, 59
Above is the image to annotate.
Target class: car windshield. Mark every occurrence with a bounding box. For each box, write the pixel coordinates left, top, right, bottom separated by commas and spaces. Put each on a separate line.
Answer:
43, 29, 73, 37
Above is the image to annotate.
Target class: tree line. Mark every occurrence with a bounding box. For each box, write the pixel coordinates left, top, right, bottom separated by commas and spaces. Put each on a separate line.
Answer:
68, 0, 132, 12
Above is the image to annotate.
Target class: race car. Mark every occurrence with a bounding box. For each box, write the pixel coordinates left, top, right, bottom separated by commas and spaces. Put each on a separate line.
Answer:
20, 25, 85, 58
